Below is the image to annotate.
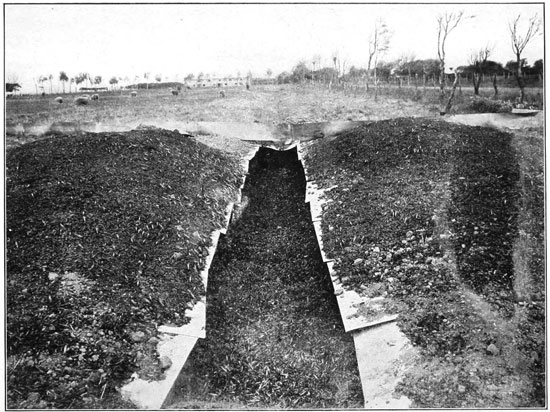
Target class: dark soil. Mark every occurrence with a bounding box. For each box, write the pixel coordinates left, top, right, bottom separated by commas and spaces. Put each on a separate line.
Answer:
167, 148, 363, 409
302, 117, 544, 407
450, 128, 519, 316
6, 129, 243, 408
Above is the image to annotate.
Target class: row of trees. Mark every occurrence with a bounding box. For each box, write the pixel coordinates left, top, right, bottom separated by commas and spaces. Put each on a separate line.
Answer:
278, 12, 541, 109
33, 70, 255, 94
280, 56, 542, 88
32, 72, 168, 94
34, 72, 104, 94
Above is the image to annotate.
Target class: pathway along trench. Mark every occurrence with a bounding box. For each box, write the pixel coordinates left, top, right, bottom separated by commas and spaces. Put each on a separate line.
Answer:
166, 147, 363, 409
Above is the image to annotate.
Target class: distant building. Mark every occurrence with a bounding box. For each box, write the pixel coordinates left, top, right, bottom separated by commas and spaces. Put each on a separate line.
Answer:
187, 77, 246, 88
79, 87, 109, 92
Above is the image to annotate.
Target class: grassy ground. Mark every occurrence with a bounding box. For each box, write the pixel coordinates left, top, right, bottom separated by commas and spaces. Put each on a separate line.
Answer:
6, 84, 434, 128
356, 82, 543, 112
6, 83, 541, 136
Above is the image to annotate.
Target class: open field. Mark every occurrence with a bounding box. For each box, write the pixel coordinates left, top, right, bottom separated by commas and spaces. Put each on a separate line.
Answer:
6, 84, 435, 133
5, 84, 545, 408
6, 83, 542, 145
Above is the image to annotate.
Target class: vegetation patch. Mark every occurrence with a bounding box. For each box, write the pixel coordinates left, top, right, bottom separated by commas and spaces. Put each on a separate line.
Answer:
6, 129, 244, 408
302, 117, 544, 407
465, 96, 513, 113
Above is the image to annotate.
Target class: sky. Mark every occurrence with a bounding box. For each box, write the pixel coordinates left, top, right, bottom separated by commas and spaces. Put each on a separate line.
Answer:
4, 2, 545, 94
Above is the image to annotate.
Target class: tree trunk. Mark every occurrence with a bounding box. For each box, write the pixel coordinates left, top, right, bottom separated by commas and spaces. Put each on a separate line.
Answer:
515, 53, 526, 103
441, 70, 459, 115
438, 60, 446, 104
492, 74, 498, 98
472, 73, 481, 95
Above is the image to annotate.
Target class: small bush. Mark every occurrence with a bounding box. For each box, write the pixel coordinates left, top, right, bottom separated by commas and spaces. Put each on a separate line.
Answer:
467, 97, 512, 113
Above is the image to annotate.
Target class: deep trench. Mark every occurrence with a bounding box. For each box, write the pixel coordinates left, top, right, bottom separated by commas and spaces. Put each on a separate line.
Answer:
166, 147, 363, 409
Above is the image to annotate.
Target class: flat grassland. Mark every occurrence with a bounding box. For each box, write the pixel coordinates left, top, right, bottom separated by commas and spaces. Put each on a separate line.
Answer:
6, 84, 434, 131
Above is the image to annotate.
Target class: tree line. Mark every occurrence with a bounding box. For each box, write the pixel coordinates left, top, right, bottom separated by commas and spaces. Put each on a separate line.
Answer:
278, 57, 542, 88
33, 72, 105, 94
277, 12, 541, 110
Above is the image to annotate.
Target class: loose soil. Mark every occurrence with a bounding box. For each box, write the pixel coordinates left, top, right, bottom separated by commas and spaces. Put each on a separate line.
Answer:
300, 117, 544, 407
6, 129, 247, 408
5, 86, 545, 408
167, 148, 363, 409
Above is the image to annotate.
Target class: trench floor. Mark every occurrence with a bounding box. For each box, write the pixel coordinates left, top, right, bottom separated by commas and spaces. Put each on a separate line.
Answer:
166, 148, 363, 409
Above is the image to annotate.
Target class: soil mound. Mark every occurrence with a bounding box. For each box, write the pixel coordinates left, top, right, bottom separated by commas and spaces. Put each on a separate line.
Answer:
301, 117, 543, 407
6, 129, 243, 408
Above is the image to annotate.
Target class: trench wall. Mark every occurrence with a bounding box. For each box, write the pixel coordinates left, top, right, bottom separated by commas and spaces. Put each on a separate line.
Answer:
121, 146, 259, 409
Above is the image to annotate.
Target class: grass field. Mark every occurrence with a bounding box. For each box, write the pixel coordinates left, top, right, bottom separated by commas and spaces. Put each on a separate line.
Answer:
6, 82, 542, 137
5, 84, 545, 408
6, 84, 434, 124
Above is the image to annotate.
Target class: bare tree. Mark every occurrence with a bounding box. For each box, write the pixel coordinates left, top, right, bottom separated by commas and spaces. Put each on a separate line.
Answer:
443, 67, 462, 114
509, 14, 541, 102
469, 46, 491, 95
437, 11, 469, 113
368, 18, 391, 91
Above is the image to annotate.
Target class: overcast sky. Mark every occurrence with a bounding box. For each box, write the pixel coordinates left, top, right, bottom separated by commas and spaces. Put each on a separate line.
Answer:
5, 2, 544, 93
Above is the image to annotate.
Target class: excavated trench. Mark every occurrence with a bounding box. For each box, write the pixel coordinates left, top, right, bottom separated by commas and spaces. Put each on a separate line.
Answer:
165, 147, 363, 409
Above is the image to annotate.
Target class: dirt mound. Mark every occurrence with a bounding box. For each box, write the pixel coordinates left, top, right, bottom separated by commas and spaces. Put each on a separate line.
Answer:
6, 129, 244, 408
301, 117, 543, 407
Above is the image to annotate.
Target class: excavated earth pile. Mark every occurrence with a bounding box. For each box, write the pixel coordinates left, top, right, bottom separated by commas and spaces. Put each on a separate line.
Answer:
300, 117, 544, 408
167, 147, 363, 409
6, 116, 544, 409
6, 129, 248, 409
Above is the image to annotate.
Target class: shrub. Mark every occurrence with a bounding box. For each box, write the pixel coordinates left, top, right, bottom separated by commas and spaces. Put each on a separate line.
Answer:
467, 97, 513, 113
